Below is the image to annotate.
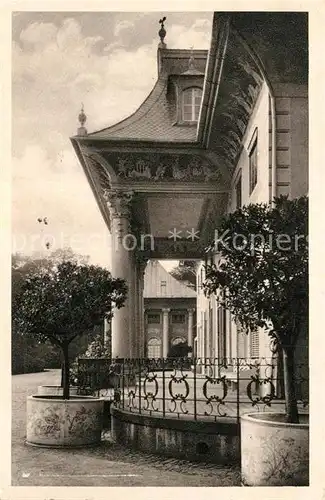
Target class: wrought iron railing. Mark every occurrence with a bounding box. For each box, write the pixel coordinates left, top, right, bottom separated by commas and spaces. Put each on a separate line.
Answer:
77, 357, 308, 423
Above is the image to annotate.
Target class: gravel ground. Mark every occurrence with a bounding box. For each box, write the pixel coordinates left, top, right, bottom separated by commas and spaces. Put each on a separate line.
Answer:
12, 369, 241, 487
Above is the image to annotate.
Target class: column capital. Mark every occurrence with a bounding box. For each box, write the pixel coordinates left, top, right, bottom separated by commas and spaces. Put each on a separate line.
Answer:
162, 308, 170, 314
103, 188, 134, 219
187, 308, 195, 314
136, 253, 149, 273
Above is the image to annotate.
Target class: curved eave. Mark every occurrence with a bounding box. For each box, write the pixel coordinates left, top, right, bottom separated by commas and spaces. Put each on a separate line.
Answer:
87, 79, 193, 142
85, 71, 198, 143
70, 137, 111, 232
87, 76, 167, 139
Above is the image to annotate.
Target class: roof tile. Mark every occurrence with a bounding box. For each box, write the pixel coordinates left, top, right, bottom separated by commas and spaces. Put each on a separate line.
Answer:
88, 75, 197, 142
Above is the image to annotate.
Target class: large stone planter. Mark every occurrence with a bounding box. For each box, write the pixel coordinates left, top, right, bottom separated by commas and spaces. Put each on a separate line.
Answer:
26, 395, 104, 447
241, 412, 309, 486
37, 385, 79, 396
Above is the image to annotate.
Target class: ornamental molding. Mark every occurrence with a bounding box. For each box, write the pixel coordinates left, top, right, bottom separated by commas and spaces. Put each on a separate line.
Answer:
102, 152, 222, 184
102, 189, 134, 219
81, 149, 112, 191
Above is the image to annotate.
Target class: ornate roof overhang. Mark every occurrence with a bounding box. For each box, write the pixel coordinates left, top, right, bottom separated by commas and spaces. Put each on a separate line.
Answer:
71, 12, 307, 259
71, 136, 229, 249
199, 12, 308, 170
198, 13, 264, 170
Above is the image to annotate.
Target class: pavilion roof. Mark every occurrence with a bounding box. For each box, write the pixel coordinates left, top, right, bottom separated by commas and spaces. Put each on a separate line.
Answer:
87, 73, 197, 143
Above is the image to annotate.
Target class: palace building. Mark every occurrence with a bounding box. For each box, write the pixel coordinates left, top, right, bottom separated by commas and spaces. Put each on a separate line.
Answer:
71, 12, 308, 370
144, 260, 196, 359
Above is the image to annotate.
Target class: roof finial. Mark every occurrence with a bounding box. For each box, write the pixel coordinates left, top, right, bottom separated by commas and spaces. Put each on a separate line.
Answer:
77, 103, 87, 136
158, 16, 167, 48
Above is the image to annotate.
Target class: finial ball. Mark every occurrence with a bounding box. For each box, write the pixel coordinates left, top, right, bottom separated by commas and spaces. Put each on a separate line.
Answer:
78, 103, 87, 127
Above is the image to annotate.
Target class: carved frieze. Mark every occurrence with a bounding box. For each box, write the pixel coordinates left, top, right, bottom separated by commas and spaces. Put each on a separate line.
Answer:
103, 153, 221, 183
209, 34, 264, 169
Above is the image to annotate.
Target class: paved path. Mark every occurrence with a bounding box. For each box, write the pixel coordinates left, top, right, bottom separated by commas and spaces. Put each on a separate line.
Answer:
12, 369, 241, 487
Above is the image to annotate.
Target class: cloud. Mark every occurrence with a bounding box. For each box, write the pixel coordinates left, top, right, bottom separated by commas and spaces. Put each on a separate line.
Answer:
103, 41, 122, 53
114, 19, 134, 37
167, 20, 212, 49
12, 17, 157, 155
192, 18, 211, 31
20, 21, 57, 46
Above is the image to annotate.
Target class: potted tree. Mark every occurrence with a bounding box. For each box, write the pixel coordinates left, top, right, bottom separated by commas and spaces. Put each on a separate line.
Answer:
13, 260, 127, 447
12, 248, 91, 387
203, 196, 308, 486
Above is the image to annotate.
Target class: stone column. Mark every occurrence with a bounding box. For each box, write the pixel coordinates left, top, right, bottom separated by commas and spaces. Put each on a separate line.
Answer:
104, 189, 134, 359
133, 263, 139, 358
128, 254, 136, 358
162, 308, 170, 358
137, 258, 147, 358
187, 308, 194, 356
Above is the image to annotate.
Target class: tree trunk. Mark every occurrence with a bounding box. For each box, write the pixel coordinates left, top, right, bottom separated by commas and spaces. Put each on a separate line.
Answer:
61, 343, 70, 400
60, 360, 65, 388
275, 344, 285, 399
282, 345, 299, 423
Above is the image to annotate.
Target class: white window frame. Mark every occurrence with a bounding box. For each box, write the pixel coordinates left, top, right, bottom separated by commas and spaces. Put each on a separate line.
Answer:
182, 87, 202, 122
147, 337, 162, 358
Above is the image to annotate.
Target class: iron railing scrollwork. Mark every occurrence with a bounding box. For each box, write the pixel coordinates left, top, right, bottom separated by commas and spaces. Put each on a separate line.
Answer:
76, 356, 309, 422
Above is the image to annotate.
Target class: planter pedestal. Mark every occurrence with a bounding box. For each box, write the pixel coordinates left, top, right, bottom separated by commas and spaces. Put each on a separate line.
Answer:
37, 386, 79, 396
26, 395, 104, 447
241, 412, 309, 486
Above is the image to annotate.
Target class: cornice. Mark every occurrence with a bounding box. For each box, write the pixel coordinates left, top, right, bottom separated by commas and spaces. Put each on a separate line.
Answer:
70, 138, 112, 232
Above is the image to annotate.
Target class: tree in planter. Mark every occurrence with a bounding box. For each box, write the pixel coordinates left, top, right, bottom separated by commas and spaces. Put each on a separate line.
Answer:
202, 196, 308, 423
13, 261, 127, 399
12, 249, 91, 375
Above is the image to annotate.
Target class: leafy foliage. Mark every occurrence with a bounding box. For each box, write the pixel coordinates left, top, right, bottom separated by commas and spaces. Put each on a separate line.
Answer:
203, 196, 308, 348
82, 335, 111, 359
70, 334, 111, 386
13, 258, 127, 398
202, 196, 308, 422
14, 261, 127, 347
12, 249, 91, 374
168, 341, 192, 358
170, 260, 198, 289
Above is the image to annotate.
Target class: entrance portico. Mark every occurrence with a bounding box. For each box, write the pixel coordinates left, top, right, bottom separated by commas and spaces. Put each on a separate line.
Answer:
72, 143, 229, 358
71, 13, 307, 358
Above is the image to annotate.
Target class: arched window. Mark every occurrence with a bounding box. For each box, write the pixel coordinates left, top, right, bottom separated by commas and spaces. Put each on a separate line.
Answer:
171, 336, 186, 346
147, 337, 161, 359
182, 87, 202, 122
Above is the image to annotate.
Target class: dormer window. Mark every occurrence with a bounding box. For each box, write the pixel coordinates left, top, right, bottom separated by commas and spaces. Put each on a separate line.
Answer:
182, 87, 202, 122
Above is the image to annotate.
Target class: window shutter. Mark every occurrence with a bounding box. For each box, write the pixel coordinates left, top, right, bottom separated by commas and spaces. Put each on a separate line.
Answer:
250, 329, 260, 358
236, 321, 246, 357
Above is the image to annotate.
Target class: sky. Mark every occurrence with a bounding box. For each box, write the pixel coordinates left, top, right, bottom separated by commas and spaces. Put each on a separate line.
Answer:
12, 11, 213, 269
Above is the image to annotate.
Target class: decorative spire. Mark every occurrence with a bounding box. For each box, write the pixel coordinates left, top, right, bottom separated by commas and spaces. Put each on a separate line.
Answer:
158, 16, 167, 48
77, 103, 87, 136
188, 46, 195, 71
181, 46, 204, 76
